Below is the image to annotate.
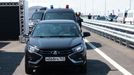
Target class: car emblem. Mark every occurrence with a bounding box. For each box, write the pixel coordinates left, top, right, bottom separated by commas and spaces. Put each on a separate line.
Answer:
52, 51, 58, 55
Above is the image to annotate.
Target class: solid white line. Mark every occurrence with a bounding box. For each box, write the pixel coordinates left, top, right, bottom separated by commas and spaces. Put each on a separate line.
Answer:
84, 39, 133, 75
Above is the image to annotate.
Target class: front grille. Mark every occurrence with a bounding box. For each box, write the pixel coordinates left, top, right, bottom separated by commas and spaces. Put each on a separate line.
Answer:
38, 49, 73, 56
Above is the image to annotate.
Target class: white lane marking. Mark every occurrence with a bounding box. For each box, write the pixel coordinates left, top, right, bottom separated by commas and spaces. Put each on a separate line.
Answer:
84, 39, 133, 75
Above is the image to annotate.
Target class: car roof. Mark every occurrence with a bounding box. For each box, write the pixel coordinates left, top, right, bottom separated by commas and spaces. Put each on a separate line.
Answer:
39, 20, 76, 24
33, 10, 45, 14
45, 8, 74, 13
39, 7, 47, 10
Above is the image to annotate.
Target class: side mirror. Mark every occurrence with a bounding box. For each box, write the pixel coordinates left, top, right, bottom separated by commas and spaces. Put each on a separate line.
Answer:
83, 32, 91, 37
23, 34, 29, 38
23, 34, 30, 43
29, 18, 32, 20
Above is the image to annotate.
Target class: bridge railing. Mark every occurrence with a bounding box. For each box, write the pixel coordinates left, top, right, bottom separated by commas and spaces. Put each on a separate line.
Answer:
82, 18, 134, 48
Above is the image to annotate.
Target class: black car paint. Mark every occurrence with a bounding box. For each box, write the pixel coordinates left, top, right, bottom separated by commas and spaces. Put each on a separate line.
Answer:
42, 8, 77, 22
29, 37, 83, 49
25, 20, 89, 74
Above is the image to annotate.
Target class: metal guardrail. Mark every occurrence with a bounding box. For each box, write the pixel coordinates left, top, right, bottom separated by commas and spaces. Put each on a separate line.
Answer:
83, 18, 134, 33
83, 18, 134, 48
84, 19, 134, 28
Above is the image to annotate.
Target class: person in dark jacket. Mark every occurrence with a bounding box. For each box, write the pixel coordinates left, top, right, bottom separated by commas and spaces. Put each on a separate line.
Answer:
88, 13, 92, 19
76, 12, 83, 28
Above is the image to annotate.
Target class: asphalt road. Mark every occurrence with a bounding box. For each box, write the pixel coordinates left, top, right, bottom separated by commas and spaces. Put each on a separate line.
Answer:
0, 27, 134, 75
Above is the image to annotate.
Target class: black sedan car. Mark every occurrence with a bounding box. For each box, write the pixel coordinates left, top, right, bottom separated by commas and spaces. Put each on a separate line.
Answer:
29, 10, 45, 30
42, 8, 77, 22
25, 20, 90, 74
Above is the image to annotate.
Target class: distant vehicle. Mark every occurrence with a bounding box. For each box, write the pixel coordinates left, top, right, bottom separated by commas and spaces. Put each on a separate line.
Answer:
25, 20, 90, 74
116, 11, 128, 24
92, 15, 99, 19
116, 13, 124, 23
125, 10, 134, 24
107, 14, 118, 22
42, 8, 77, 22
95, 16, 107, 21
29, 10, 45, 30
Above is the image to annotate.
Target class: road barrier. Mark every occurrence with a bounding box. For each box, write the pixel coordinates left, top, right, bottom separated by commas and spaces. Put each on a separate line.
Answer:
83, 18, 134, 48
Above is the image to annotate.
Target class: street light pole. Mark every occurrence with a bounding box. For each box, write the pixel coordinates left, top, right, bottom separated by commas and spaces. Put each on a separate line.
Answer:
129, 0, 131, 9
92, 0, 94, 15
104, 0, 106, 16
85, 0, 86, 15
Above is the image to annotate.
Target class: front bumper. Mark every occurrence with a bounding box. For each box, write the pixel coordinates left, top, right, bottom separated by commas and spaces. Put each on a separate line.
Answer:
26, 50, 86, 68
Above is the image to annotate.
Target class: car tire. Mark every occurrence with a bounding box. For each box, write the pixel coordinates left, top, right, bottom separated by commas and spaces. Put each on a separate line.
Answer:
25, 56, 33, 74
80, 63, 87, 73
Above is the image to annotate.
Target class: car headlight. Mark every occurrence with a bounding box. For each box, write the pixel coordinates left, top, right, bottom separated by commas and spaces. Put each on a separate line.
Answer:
28, 21, 34, 27
73, 44, 84, 52
28, 45, 39, 53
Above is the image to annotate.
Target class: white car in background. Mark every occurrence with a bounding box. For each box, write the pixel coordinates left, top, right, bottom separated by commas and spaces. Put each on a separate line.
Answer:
116, 13, 125, 23
125, 10, 134, 24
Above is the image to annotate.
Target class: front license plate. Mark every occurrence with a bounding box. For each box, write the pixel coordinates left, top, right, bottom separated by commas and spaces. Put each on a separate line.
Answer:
45, 57, 65, 62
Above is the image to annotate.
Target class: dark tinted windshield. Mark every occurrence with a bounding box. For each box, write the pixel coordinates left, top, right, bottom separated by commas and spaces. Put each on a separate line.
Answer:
43, 12, 75, 20
32, 23, 80, 37
97, 16, 106, 20
31, 12, 43, 20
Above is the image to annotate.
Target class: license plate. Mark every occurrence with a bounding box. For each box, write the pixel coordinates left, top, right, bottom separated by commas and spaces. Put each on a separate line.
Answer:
45, 57, 65, 62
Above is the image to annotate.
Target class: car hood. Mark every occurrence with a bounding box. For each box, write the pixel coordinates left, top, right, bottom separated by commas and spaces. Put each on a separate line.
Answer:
28, 37, 83, 49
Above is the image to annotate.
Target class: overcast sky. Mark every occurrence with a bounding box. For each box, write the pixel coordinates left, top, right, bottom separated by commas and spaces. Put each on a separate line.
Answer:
28, 0, 134, 15
1, 0, 134, 15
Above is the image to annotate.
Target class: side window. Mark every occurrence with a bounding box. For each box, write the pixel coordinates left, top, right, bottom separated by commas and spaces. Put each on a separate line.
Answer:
127, 13, 133, 17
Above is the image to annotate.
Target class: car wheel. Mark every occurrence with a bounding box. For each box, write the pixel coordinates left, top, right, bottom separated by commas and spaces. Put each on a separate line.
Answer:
80, 63, 87, 73
25, 56, 33, 74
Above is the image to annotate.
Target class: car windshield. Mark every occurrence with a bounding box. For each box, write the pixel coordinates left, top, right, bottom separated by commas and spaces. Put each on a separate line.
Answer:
44, 12, 75, 20
32, 23, 81, 37
31, 12, 43, 20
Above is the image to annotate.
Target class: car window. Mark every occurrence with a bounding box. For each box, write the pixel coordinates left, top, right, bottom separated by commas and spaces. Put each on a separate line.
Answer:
44, 12, 75, 20
31, 12, 43, 20
32, 23, 81, 37
127, 13, 133, 17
